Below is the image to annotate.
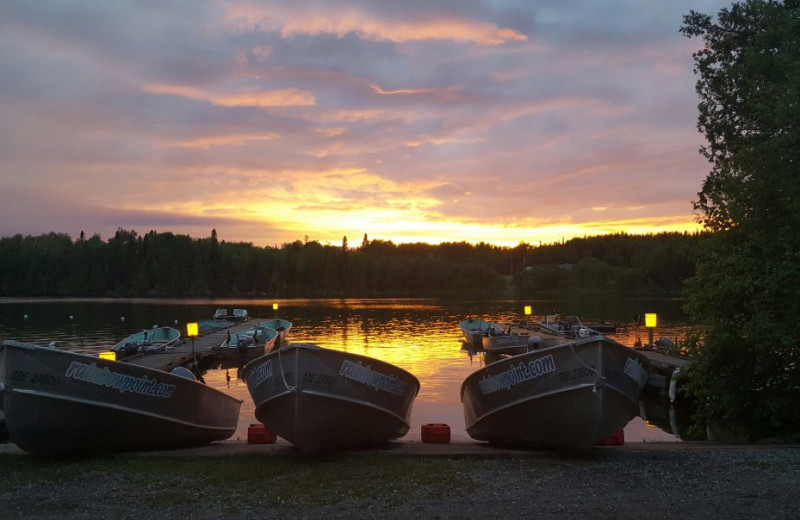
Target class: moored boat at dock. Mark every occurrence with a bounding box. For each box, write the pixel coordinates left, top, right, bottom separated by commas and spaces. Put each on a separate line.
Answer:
256, 318, 292, 348
213, 308, 249, 322
459, 318, 506, 348
243, 343, 419, 453
111, 326, 181, 359
0, 340, 241, 455
482, 333, 536, 356
461, 336, 650, 449
536, 315, 602, 339
220, 323, 278, 357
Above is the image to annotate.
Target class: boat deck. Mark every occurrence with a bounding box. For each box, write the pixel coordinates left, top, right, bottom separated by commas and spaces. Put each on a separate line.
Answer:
124, 319, 259, 372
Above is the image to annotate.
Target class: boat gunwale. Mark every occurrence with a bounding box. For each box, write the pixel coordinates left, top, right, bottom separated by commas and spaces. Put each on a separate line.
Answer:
1, 340, 242, 402
459, 336, 643, 393
243, 342, 422, 396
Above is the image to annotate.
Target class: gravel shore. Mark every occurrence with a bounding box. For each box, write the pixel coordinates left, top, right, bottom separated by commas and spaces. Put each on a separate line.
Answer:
1, 442, 798, 519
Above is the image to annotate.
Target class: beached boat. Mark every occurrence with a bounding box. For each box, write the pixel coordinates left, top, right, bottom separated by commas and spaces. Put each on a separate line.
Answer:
213, 308, 249, 322
536, 315, 602, 339
256, 318, 292, 348
461, 336, 650, 449
0, 340, 241, 455
459, 319, 506, 348
111, 326, 181, 358
243, 343, 419, 453
220, 324, 278, 357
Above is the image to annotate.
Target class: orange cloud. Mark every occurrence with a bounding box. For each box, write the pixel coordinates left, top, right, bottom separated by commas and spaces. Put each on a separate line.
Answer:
164, 133, 281, 150
145, 83, 315, 107
224, 3, 527, 45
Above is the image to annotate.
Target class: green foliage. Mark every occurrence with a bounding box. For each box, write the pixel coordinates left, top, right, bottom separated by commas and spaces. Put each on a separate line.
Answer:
512, 232, 700, 295
682, 0, 800, 441
0, 230, 700, 298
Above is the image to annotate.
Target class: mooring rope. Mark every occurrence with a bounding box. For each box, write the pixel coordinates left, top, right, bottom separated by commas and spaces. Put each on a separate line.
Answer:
568, 340, 605, 393
277, 345, 296, 391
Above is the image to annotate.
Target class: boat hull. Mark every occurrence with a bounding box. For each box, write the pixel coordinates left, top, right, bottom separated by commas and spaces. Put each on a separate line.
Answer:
243, 343, 419, 453
482, 334, 532, 355
461, 337, 650, 449
0, 341, 241, 455
258, 319, 292, 348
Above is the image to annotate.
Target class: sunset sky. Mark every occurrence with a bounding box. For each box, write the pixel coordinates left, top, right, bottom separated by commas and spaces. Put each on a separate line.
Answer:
0, 1, 731, 247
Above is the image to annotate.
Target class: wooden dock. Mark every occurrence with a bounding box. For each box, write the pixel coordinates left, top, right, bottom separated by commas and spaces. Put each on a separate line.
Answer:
124, 319, 260, 373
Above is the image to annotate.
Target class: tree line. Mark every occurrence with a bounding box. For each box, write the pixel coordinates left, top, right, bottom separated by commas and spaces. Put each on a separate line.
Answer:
0, 228, 702, 298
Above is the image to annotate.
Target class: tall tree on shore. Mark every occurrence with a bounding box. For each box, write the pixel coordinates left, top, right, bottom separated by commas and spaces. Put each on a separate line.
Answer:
681, 0, 800, 440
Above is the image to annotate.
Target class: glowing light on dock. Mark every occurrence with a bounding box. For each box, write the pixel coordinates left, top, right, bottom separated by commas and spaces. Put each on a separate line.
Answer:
187, 322, 199, 337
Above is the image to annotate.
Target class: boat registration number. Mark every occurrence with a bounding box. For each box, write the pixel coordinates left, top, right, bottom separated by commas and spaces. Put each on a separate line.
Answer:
302, 372, 337, 386
11, 370, 61, 386
558, 367, 594, 382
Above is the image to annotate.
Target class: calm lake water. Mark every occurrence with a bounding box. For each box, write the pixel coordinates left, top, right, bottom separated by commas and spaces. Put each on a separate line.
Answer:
0, 296, 695, 444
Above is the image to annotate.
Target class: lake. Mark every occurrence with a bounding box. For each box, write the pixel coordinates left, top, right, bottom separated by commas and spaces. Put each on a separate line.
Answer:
0, 296, 696, 444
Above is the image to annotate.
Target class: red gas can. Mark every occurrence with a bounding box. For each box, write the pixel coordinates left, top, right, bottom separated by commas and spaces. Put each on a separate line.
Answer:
248, 423, 277, 444
421, 423, 451, 443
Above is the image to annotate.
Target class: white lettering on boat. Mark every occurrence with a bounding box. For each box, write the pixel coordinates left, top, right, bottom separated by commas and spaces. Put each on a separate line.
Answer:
339, 360, 408, 396
64, 361, 176, 399
247, 359, 274, 388
478, 355, 557, 395
624, 357, 648, 387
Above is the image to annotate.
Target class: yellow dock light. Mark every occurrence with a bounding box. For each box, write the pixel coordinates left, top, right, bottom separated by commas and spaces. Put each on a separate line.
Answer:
272, 303, 279, 311
99, 351, 116, 361
644, 313, 657, 348
187, 322, 199, 337
524, 305, 532, 316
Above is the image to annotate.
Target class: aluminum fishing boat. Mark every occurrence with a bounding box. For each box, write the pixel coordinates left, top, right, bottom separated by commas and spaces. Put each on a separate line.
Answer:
461, 336, 650, 449
220, 323, 278, 357
459, 319, 506, 348
111, 326, 181, 358
256, 318, 292, 348
243, 343, 419, 453
0, 340, 241, 455
482, 333, 537, 356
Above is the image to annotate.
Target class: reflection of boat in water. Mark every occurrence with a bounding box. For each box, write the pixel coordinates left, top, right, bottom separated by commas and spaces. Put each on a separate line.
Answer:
221, 324, 278, 358
536, 315, 602, 339
639, 391, 705, 441
0, 340, 241, 455
257, 318, 292, 348
111, 326, 181, 359
461, 336, 650, 449
459, 319, 505, 348
243, 343, 419, 453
